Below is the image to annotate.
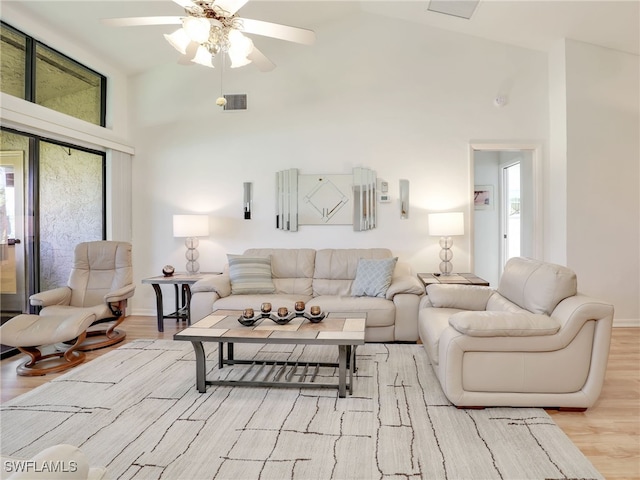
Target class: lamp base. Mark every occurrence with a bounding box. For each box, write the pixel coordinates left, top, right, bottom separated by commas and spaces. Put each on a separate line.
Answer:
438, 236, 454, 275
185, 237, 200, 275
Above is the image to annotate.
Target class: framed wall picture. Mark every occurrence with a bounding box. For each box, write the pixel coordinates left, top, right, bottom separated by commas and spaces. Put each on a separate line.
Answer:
474, 185, 494, 210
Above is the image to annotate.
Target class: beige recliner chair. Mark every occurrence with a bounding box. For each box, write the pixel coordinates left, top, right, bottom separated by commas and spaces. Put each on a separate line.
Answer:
0, 241, 135, 375
30, 240, 135, 350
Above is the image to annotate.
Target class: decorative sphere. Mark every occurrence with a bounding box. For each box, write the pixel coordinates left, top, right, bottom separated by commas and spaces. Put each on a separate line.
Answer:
186, 249, 200, 261
162, 265, 175, 276
439, 249, 453, 261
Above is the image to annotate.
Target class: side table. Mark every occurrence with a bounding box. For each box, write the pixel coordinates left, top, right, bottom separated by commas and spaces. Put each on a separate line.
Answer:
142, 273, 220, 332
417, 272, 490, 288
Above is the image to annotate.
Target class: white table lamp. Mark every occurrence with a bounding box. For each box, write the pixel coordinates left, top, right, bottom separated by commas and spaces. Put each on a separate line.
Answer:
428, 212, 464, 275
173, 214, 209, 274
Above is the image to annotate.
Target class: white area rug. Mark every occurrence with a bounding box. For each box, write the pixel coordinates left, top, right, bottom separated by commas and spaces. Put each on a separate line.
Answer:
1, 340, 602, 480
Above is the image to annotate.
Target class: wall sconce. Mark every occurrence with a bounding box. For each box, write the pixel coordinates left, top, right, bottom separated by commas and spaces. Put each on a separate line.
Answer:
243, 182, 252, 220
173, 214, 209, 274
399, 179, 409, 219
428, 212, 464, 275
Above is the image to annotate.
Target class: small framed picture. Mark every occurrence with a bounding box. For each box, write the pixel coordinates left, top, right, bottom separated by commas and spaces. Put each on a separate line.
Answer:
474, 185, 494, 210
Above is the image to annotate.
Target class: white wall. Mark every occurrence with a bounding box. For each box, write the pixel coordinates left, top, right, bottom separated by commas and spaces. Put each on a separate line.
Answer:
473, 152, 501, 286
564, 40, 640, 325
129, 10, 550, 314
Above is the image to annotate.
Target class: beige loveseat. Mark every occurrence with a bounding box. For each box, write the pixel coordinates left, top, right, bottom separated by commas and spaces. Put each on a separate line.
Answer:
419, 257, 614, 410
190, 248, 424, 342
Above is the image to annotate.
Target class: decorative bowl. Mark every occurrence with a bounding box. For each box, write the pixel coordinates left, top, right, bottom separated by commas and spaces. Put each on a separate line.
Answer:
306, 312, 326, 323
237, 314, 261, 327
270, 312, 295, 325
162, 265, 175, 277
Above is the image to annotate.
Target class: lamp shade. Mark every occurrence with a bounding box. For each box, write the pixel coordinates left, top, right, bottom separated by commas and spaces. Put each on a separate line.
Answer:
428, 212, 464, 236
173, 215, 209, 238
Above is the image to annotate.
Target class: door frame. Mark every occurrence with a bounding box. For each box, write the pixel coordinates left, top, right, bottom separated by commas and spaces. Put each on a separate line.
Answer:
0, 150, 26, 312
469, 142, 543, 280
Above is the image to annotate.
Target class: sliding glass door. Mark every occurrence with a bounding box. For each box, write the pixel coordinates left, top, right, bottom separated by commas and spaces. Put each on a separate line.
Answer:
39, 141, 104, 290
0, 128, 105, 319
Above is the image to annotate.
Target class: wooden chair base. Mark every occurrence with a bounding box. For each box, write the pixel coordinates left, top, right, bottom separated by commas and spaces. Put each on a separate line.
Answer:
16, 333, 87, 376
75, 327, 126, 351
62, 315, 127, 351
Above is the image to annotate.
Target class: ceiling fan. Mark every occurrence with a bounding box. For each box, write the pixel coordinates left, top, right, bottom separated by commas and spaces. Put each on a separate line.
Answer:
103, 0, 316, 72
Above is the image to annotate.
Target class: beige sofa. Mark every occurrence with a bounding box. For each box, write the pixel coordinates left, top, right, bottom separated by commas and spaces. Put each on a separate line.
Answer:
190, 248, 424, 342
419, 257, 614, 410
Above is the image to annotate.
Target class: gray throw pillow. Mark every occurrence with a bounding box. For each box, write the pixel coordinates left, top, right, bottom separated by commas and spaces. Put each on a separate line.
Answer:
227, 254, 276, 295
351, 257, 398, 298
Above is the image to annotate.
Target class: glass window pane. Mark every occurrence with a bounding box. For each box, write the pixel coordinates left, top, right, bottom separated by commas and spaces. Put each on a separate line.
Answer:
0, 24, 27, 99
35, 43, 103, 125
39, 141, 104, 290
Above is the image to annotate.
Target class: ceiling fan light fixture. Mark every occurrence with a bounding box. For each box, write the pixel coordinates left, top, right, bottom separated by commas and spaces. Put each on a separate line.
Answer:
182, 16, 211, 43
228, 29, 253, 68
164, 28, 191, 55
192, 45, 215, 67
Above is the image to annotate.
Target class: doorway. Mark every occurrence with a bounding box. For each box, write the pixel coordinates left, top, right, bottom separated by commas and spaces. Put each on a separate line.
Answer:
470, 144, 542, 287
0, 151, 26, 314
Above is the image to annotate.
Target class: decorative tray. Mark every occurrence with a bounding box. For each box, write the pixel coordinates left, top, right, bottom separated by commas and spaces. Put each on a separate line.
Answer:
237, 311, 325, 326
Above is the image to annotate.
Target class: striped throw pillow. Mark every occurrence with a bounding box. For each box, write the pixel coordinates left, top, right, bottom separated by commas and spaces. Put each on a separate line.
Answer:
227, 254, 276, 295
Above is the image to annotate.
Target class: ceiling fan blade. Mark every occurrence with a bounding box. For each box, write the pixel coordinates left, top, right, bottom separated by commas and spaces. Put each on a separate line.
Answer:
102, 16, 182, 27
172, 0, 195, 7
239, 18, 316, 45
247, 46, 276, 72
213, 0, 250, 16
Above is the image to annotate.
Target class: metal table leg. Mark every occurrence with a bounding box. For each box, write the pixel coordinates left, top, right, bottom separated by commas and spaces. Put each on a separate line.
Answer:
151, 283, 164, 332
338, 345, 347, 398
191, 341, 207, 393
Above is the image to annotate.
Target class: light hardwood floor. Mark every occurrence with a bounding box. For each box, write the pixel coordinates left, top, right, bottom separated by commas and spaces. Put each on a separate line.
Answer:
1, 317, 638, 479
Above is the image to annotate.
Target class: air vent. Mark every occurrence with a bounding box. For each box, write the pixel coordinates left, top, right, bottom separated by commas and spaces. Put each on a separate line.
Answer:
223, 94, 247, 111
427, 0, 479, 19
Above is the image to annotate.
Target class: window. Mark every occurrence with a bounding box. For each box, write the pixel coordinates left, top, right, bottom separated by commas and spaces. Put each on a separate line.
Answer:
0, 23, 27, 99
0, 22, 106, 127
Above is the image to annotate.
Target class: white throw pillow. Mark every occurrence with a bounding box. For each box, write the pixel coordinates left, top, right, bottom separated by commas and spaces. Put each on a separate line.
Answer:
351, 257, 397, 298
227, 254, 276, 295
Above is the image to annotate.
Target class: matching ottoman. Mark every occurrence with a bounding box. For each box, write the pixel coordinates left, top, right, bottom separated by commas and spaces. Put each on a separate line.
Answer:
0, 311, 96, 376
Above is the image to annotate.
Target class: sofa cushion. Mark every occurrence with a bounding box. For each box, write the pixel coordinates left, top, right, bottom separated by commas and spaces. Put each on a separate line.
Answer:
227, 254, 276, 295
312, 295, 395, 328
449, 311, 561, 337
313, 248, 392, 296
213, 294, 313, 312
426, 284, 492, 310
498, 257, 577, 315
244, 249, 315, 295
351, 257, 398, 298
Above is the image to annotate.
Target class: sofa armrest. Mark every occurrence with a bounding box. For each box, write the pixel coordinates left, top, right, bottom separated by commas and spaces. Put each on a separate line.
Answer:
29, 287, 72, 307
104, 284, 136, 303
191, 274, 231, 298
386, 275, 424, 299
426, 284, 493, 311
449, 311, 560, 337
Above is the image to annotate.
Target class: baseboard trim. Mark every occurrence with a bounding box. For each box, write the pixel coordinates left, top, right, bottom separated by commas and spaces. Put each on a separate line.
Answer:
613, 318, 640, 328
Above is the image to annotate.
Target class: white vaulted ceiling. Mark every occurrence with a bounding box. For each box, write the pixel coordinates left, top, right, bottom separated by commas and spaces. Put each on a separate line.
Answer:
2, 1, 638, 75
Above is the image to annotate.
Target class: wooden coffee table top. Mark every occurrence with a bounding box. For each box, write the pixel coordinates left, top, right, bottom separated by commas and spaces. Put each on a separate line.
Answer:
175, 309, 366, 345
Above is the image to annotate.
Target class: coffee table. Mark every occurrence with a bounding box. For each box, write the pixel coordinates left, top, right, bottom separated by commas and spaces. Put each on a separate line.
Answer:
174, 309, 366, 398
